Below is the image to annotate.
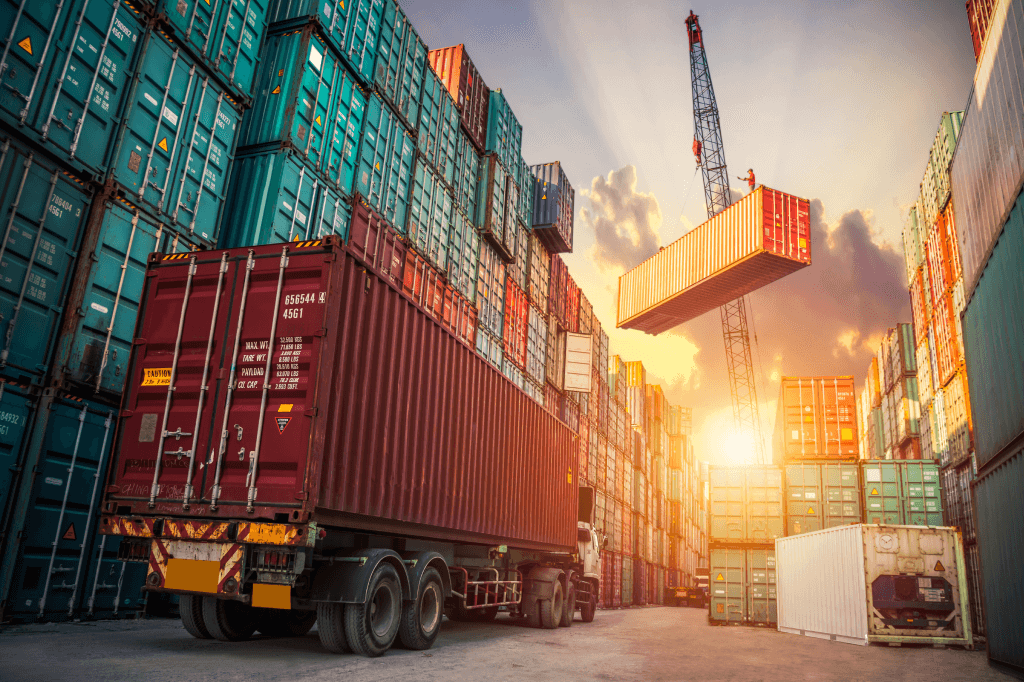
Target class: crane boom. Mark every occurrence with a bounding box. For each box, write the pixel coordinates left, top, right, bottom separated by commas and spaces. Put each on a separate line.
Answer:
685, 10, 766, 465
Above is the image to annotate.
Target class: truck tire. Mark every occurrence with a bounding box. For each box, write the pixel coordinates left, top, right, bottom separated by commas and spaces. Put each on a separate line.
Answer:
538, 581, 564, 629
579, 590, 596, 623
398, 567, 443, 650
180, 594, 212, 639
202, 597, 257, 642
559, 583, 575, 627
317, 602, 350, 653
257, 609, 317, 637
344, 562, 402, 657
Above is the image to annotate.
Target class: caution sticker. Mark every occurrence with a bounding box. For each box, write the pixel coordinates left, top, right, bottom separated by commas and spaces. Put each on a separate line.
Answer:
934, 560, 945, 572
715, 573, 724, 581
142, 368, 172, 386
275, 417, 290, 434
17, 36, 32, 55
870, 488, 879, 496
63, 523, 77, 541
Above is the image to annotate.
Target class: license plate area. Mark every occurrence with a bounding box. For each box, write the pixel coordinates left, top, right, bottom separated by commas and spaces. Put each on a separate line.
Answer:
165, 559, 219, 592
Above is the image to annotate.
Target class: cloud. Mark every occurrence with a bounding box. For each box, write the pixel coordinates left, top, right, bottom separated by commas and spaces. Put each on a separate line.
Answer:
581, 165, 663, 271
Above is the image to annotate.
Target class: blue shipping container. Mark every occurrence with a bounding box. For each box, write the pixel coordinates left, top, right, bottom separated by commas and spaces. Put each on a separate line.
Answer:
963, 189, 1024, 471
518, 159, 534, 227
446, 210, 479, 304
0, 392, 145, 622
219, 146, 351, 247
0, 0, 146, 181
374, 0, 425, 131
485, 88, 522, 179
417, 65, 459, 187
531, 161, 574, 253
240, 25, 367, 196
51, 197, 197, 398
0, 381, 36, 544
107, 30, 244, 247
452, 129, 480, 226
354, 92, 415, 231
265, 0, 383, 86
407, 156, 454, 273
0, 136, 92, 387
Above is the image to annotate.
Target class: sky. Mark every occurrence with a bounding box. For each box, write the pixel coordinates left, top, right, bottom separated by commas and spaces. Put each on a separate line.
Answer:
405, 0, 978, 465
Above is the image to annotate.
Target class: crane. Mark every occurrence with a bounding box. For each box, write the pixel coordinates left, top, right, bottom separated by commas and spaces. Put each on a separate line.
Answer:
685, 10, 767, 465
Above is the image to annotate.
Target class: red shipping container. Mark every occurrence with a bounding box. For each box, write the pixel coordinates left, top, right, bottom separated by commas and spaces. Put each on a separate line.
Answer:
966, 0, 997, 61
349, 197, 407, 289
503, 277, 528, 369
896, 438, 922, 460
772, 376, 859, 463
427, 45, 489, 153
909, 266, 930, 338
102, 238, 576, 551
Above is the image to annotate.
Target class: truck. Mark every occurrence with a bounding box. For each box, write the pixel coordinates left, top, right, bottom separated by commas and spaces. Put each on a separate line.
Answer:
665, 565, 708, 608
96, 225, 602, 657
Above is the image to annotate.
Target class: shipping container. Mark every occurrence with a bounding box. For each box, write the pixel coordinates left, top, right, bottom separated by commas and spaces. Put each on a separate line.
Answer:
517, 159, 534, 228
783, 462, 862, 536
772, 376, 858, 464
477, 154, 517, 262
0, 136, 93, 386
950, 0, 1024, 298
445, 210, 479, 304
503, 278, 528, 370
963, 540, 986, 639
239, 25, 367, 195
506, 217, 529, 289
884, 323, 916, 391
545, 315, 566, 391
974, 443, 1024, 671
406, 156, 455, 273
476, 240, 506, 338
861, 460, 943, 526
0, 380, 36, 544
527, 232, 550, 312
0, 0, 146, 181
373, 0, 425, 131
962, 189, 1024, 470
427, 44, 489, 153
617, 187, 810, 334
943, 370, 973, 468
219, 146, 351, 248
525, 305, 547, 386
531, 161, 574, 254
451, 130, 480, 224
776, 524, 972, 647
940, 461, 976, 544
708, 547, 776, 625
967, 0, 999, 60
902, 207, 924, 285
347, 195, 408, 289
417, 65, 459, 186
108, 31, 243, 246
265, 0, 383, 86
889, 376, 921, 446
485, 89, 522, 182
354, 91, 416, 230
708, 466, 783, 544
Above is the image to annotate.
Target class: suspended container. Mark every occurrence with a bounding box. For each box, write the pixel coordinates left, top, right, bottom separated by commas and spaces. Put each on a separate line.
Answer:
617, 186, 810, 334
531, 161, 574, 254
0, 0, 146, 182
373, 0, 425, 131
0, 135, 93, 387
354, 92, 416, 231
107, 30, 244, 247
427, 44, 489, 153
776, 524, 972, 648
239, 25, 367, 195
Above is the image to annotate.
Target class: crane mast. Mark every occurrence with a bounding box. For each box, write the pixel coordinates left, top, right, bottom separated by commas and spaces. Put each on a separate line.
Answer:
685, 10, 766, 465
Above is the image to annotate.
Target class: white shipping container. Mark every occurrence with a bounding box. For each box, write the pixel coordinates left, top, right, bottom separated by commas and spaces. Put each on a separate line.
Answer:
775, 525, 972, 647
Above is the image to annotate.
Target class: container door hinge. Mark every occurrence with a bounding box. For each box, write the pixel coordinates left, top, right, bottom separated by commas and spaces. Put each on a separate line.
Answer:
120, 409, 134, 417
106, 485, 120, 494
304, 407, 318, 417
294, 491, 308, 500
133, 338, 147, 346
314, 328, 327, 337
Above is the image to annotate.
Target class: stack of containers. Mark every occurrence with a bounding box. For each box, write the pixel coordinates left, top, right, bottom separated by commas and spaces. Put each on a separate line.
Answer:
0, 0, 273, 622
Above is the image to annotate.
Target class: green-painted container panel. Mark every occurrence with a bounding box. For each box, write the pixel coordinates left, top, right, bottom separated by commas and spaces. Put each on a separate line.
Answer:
452, 129, 480, 225
406, 157, 454, 273
963, 190, 1024, 470
373, 0, 425, 131
0, 382, 36, 540
417, 65, 459, 187
485, 88, 522, 178
709, 548, 745, 624
354, 92, 415, 230
709, 465, 783, 544
785, 462, 862, 535
862, 460, 943, 526
746, 548, 777, 625
447, 210, 479, 304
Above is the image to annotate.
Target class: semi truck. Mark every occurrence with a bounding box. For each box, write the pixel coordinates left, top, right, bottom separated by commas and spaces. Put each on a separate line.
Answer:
96, 227, 602, 656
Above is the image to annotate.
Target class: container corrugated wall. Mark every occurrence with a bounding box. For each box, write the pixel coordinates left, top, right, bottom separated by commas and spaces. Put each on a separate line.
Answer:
617, 187, 811, 334
427, 44, 489, 153
772, 376, 858, 463
373, 0, 425, 131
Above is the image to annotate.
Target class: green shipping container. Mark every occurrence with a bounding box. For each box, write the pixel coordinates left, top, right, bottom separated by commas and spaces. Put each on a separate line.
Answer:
709, 465, 784, 544
373, 0, 426, 131
485, 89, 522, 179
709, 547, 776, 625
746, 548, 777, 625
452, 130, 480, 226
354, 93, 416, 231
406, 157, 454, 273
417, 65, 459, 187
784, 462, 862, 536
862, 460, 943, 526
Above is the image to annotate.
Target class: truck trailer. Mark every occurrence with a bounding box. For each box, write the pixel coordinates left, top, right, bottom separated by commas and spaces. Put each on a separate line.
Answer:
96, 234, 602, 656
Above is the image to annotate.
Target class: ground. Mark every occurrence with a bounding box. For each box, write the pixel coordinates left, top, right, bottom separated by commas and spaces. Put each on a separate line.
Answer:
0, 607, 1010, 682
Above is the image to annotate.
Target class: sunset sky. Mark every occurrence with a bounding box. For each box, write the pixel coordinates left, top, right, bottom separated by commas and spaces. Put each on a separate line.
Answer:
406, 1, 978, 464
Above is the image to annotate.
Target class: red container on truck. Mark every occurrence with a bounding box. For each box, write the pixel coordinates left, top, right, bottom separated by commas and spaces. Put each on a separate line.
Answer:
98, 236, 601, 655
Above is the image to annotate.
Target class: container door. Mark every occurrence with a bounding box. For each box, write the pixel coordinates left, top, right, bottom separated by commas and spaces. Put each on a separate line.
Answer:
785, 463, 821, 536
863, 462, 901, 524
0, 382, 34, 537
746, 548, 777, 624
824, 463, 862, 528
709, 548, 745, 623
0, 0, 67, 135
746, 466, 784, 542
212, 0, 268, 99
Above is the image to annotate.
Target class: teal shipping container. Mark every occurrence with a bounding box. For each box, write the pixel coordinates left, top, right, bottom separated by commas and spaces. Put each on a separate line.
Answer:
0, 0, 146, 181
452, 131, 480, 225
518, 159, 535, 228
0, 381, 36, 546
962, 190, 1024, 471
373, 0, 425, 131
784, 462, 862, 536
50, 196, 196, 398
709, 547, 775, 625
746, 547, 777, 625
354, 92, 415, 231
485, 89, 522, 180
219, 146, 351, 247
708, 465, 784, 544
0, 136, 92, 387
861, 460, 943, 526
477, 154, 515, 262
447, 211, 479, 304
0, 392, 146, 622
417, 65, 459, 187
885, 323, 916, 392
107, 31, 244, 247
974, 444, 1024, 673
265, 0, 383, 87
476, 240, 506, 338
148, 0, 268, 100
406, 157, 454, 273
475, 328, 503, 370
239, 25, 367, 196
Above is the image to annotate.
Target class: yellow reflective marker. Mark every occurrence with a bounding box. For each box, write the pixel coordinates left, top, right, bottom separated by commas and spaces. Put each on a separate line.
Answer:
715, 573, 724, 581
278, 404, 293, 412
870, 488, 879, 496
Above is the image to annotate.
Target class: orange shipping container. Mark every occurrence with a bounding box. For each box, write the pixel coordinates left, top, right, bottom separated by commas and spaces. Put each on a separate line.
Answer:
616, 186, 810, 334
943, 200, 963, 283
867, 356, 882, 409
772, 376, 859, 464
933, 293, 961, 387
426, 45, 489, 152
909, 267, 930, 338
927, 213, 954, 301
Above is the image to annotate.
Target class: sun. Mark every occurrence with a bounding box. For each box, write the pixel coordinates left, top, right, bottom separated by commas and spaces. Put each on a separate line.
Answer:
719, 428, 758, 466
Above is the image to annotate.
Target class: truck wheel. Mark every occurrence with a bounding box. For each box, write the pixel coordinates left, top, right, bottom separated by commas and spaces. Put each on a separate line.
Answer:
580, 589, 596, 623
559, 583, 575, 627
257, 609, 317, 637
538, 581, 564, 629
398, 567, 443, 650
345, 562, 402, 657
180, 594, 211, 639
317, 602, 350, 653
202, 597, 257, 642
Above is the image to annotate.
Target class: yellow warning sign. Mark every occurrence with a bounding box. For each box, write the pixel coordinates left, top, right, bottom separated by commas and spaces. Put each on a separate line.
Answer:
807, 506, 815, 514
715, 573, 724, 581
63, 523, 77, 541
271, 85, 281, 94
935, 560, 945, 572
17, 36, 32, 55
315, 115, 322, 126
142, 367, 173, 386
158, 138, 168, 152
870, 488, 879, 496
